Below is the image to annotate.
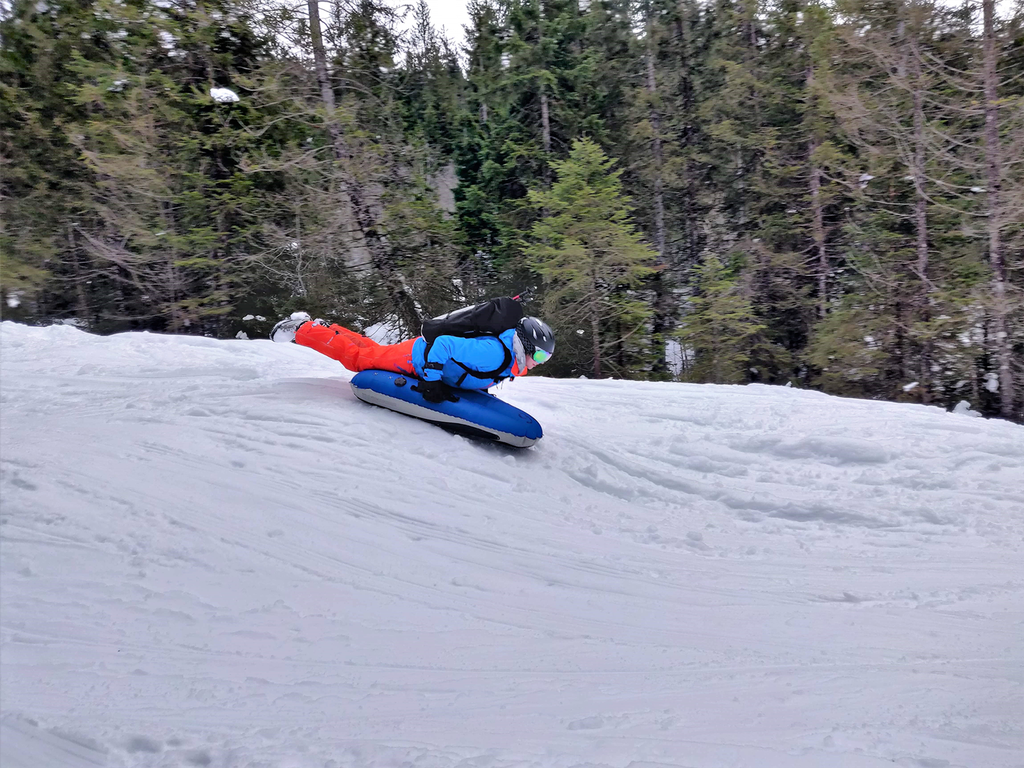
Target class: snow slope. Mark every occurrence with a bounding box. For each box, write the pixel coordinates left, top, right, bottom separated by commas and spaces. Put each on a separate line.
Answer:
1, 322, 1022, 768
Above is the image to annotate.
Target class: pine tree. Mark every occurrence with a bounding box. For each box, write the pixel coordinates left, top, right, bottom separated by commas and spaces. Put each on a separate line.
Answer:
455, 0, 598, 277
525, 138, 657, 377
452, 0, 508, 266
680, 0, 822, 384
980, 0, 1019, 418
676, 255, 767, 383
1, 0, 116, 320
1, 0, 277, 332
251, 0, 461, 331
819, 0, 1020, 413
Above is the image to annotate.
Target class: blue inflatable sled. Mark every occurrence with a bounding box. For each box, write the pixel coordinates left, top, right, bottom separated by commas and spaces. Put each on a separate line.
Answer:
350, 370, 543, 448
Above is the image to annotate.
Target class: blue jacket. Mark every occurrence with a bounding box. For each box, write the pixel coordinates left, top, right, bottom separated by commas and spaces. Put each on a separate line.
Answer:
412, 329, 517, 390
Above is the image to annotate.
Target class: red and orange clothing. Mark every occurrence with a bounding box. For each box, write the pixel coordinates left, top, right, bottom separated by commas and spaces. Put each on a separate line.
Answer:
294, 322, 525, 390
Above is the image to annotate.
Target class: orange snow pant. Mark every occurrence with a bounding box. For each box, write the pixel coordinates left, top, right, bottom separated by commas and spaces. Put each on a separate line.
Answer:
295, 322, 418, 377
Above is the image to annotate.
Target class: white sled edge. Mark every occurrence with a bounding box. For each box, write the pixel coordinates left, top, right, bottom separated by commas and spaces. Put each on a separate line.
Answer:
351, 385, 539, 448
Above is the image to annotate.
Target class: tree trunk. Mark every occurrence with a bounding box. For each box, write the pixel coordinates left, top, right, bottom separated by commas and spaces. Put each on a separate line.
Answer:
537, 0, 551, 181
982, 0, 1014, 418
68, 224, 89, 323
676, 0, 697, 264
744, 0, 757, 49
646, 10, 670, 375
307, 0, 336, 113
894, 297, 908, 385
306, 0, 420, 331
910, 54, 928, 296
810, 158, 827, 318
911, 55, 930, 404
806, 61, 827, 319
160, 200, 181, 331
646, 23, 666, 261
539, 90, 551, 155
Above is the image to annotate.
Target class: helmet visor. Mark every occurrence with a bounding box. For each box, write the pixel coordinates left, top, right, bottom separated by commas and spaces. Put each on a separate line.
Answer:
532, 347, 552, 364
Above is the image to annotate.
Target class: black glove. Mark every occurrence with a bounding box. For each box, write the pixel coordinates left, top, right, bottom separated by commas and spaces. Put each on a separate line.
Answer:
412, 379, 460, 404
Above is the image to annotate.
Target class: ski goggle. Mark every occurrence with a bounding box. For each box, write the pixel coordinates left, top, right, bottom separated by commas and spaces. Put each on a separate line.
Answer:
531, 348, 552, 364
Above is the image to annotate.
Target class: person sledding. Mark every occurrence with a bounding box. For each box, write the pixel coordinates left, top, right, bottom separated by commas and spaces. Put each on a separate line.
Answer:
270, 297, 555, 404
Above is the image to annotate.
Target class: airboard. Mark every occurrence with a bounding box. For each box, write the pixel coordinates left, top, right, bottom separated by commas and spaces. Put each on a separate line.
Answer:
350, 370, 543, 448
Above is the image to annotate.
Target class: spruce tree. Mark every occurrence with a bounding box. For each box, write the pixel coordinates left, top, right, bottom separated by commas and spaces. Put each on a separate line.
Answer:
1, 0, 118, 321
676, 255, 767, 384
525, 138, 657, 377
2, 0, 277, 332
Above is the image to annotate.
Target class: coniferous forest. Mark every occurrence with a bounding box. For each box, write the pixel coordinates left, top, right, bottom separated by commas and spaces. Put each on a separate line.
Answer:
2, 0, 1022, 419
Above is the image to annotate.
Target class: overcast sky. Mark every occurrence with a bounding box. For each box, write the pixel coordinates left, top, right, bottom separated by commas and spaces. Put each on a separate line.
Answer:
400, 0, 1022, 53
393, 0, 471, 48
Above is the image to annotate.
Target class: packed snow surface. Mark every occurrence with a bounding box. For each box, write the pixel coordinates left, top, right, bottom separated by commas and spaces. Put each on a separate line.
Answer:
2, 322, 1022, 768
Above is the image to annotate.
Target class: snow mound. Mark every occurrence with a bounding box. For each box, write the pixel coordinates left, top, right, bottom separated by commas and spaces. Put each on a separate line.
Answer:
2, 322, 1022, 768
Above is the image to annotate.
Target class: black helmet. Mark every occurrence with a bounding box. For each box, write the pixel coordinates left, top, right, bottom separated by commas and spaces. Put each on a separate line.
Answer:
515, 316, 555, 363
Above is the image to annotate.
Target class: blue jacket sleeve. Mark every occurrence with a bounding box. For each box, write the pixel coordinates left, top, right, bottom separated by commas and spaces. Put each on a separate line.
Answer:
420, 336, 458, 382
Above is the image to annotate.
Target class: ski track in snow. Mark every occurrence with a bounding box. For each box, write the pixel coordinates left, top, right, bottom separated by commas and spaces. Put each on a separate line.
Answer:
1, 322, 1022, 768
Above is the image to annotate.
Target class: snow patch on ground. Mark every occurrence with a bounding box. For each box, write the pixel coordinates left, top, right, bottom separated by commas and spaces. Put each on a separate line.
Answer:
1, 322, 1022, 768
